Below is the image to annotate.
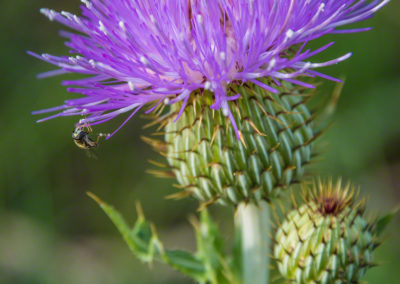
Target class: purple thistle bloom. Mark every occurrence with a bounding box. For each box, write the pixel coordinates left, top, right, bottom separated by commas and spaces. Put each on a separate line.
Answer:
30, 0, 389, 138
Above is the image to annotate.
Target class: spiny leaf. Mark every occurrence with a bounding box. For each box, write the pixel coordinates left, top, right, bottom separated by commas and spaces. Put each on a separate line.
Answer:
87, 192, 207, 282
163, 250, 207, 277
376, 205, 399, 236
187, 210, 240, 284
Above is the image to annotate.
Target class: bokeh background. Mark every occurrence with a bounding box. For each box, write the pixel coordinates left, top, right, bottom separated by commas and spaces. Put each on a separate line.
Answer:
1, 1, 399, 283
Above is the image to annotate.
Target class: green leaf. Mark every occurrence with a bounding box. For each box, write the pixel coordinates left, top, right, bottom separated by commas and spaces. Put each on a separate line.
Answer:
194, 210, 239, 284
164, 250, 206, 277
376, 205, 399, 236
87, 192, 207, 282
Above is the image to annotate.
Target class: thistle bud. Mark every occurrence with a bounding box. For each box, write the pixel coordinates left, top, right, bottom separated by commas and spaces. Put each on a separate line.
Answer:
274, 180, 379, 284
150, 83, 317, 207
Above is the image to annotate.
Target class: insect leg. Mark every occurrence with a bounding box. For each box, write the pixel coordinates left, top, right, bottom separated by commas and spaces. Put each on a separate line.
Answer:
96, 133, 110, 143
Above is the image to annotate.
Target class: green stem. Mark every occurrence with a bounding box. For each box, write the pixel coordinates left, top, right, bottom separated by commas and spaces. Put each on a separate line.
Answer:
235, 201, 270, 284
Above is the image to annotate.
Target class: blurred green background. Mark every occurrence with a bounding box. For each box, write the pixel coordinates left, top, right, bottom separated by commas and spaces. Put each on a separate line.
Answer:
1, 1, 399, 283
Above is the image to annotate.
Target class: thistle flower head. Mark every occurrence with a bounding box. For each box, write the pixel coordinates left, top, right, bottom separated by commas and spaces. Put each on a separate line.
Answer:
305, 178, 355, 216
31, 0, 388, 138
274, 179, 380, 284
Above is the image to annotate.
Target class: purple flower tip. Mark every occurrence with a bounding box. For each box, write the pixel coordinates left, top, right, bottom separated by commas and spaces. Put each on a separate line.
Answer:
31, 0, 389, 138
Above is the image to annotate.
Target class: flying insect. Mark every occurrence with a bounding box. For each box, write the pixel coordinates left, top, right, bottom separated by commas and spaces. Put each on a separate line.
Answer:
72, 124, 109, 150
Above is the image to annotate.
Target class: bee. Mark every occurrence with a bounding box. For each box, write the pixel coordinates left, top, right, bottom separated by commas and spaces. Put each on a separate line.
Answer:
72, 124, 109, 150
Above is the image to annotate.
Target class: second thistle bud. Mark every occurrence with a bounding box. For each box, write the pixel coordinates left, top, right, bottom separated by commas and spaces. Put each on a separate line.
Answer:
274, 180, 379, 284
159, 82, 317, 207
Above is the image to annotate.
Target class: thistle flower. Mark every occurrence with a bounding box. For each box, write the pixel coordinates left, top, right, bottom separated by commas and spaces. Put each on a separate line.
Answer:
31, 0, 389, 206
274, 180, 380, 284
31, 0, 388, 138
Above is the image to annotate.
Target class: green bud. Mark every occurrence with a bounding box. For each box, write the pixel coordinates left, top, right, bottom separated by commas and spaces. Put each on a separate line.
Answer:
147, 82, 318, 207
274, 180, 379, 284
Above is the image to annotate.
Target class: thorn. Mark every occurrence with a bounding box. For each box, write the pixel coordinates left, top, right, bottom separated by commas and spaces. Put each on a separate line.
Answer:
141, 136, 168, 152
245, 117, 267, 136
210, 125, 220, 146
86, 191, 104, 205
142, 112, 175, 129
136, 201, 145, 219
197, 196, 220, 211
146, 169, 175, 179
166, 189, 194, 200
268, 142, 281, 153
239, 131, 247, 149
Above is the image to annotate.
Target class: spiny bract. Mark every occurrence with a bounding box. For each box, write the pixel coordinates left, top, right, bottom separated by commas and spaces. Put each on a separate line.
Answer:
274, 180, 379, 284
147, 82, 317, 206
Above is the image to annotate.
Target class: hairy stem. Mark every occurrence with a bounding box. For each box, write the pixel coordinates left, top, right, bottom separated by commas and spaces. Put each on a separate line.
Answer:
235, 201, 270, 284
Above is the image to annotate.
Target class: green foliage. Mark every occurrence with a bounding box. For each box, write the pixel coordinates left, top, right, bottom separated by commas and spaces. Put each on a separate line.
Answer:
88, 192, 207, 283
88, 192, 241, 284
376, 206, 400, 236
195, 210, 240, 284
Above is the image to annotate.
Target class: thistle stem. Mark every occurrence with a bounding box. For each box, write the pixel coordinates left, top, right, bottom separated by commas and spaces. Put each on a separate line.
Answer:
235, 201, 270, 284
